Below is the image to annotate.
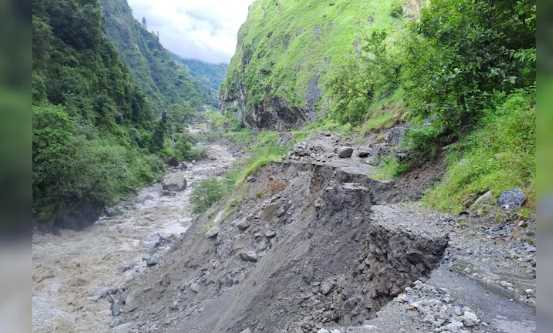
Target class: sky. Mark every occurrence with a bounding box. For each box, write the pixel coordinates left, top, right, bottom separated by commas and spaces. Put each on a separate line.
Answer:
127, 0, 254, 64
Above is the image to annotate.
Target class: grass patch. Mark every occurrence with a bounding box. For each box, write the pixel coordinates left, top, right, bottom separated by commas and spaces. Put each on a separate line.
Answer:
424, 91, 536, 214
373, 155, 408, 181
191, 130, 291, 214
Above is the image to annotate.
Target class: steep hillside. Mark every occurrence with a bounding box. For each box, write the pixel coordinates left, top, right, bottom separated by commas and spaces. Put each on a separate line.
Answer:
32, 0, 165, 228
220, 0, 407, 129
173, 56, 228, 105
221, 0, 535, 213
99, 0, 214, 110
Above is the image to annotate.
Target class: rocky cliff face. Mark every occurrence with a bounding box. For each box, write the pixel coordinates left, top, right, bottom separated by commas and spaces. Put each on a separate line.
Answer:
220, 0, 404, 129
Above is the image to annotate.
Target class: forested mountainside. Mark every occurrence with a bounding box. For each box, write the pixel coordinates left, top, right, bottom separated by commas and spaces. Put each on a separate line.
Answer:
221, 0, 535, 212
31, 0, 207, 228
173, 56, 228, 106
99, 0, 218, 109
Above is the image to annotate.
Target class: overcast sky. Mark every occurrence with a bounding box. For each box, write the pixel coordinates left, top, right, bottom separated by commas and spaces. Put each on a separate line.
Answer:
127, 0, 254, 64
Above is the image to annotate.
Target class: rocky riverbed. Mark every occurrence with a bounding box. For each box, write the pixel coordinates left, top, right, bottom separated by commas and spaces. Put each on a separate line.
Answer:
32, 144, 235, 333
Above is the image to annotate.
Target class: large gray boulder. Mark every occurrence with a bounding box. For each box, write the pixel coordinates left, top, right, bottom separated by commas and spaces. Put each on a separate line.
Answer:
498, 188, 527, 210
162, 174, 187, 192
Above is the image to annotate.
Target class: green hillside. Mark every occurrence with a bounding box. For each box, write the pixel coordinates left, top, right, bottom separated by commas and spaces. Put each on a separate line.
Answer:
220, 0, 408, 129
173, 56, 228, 105
99, 0, 214, 110
32, 0, 206, 228
221, 0, 535, 213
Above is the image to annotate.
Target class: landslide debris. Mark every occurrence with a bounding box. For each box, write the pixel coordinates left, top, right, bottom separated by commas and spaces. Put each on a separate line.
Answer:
114, 137, 449, 332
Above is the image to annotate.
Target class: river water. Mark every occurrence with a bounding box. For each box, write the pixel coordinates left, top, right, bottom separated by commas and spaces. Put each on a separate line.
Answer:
32, 144, 235, 332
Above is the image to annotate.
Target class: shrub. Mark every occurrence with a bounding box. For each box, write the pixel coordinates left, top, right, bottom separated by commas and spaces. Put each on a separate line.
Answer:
32, 105, 164, 221
424, 90, 536, 213
191, 178, 233, 214
401, 0, 536, 155
327, 30, 401, 126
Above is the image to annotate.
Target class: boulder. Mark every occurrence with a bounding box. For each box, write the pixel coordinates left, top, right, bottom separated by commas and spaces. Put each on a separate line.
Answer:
144, 255, 160, 267
469, 191, 494, 215
358, 151, 371, 158
167, 157, 179, 167
162, 177, 187, 192
206, 225, 220, 239
338, 147, 354, 159
235, 219, 251, 231
239, 250, 258, 263
320, 278, 336, 295
498, 188, 527, 210
461, 310, 480, 327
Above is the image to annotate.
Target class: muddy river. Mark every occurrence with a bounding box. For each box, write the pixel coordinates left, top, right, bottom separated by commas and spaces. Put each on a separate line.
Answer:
32, 144, 235, 332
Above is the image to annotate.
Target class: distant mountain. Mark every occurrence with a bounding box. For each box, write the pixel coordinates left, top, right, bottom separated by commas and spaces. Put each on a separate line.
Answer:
99, 0, 214, 110
173, 56, 228, 106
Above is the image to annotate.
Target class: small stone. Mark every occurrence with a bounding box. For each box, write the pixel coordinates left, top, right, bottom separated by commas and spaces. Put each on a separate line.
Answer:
112, 323, 133, 333
454, 306, 464, 316
462, 311, 479, 327
240, 329, 252, 333
469, 191, 494, 214
190, 282, 200, 293
144, 255, 159, 267
236, 219, 250, 231
338, 147, 354, 158
239, 250, 258, 262
358, 151, 371, 158
320, 278, 336, 295
443, 320, 464, 331
500, 281, 513, 288
206, 226, 220, 239
317, 329, 330, 333
265, 230, 277, 238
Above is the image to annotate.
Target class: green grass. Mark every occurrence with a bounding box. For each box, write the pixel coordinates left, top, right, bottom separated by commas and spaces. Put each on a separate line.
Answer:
190, 130, 291, 214
424, 91, 536, 213
222, 0, 408, 115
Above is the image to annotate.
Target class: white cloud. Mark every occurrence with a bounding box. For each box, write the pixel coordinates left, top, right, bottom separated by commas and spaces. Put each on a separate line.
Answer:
127, 0, 254, 64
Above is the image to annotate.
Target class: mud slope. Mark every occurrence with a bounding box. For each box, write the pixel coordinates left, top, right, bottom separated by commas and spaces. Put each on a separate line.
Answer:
114, 150, 449, 332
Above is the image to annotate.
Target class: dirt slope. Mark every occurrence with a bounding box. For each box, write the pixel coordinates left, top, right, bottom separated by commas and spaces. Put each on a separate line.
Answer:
112, 132, 536, 333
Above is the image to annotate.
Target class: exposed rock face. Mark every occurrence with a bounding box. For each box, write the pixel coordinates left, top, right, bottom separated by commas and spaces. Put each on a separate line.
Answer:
116, 162, 448, 332
243, 96, 307, 130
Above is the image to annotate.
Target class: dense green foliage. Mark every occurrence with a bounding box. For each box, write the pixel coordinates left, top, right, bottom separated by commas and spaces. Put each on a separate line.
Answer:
32, 105, 163, 221
31, 0, 202, 225
100, 0, 216, 110
401, 0, 535, 154
323, 0, 535, 211
425, 91, 535, 212
173, 56, 228, 105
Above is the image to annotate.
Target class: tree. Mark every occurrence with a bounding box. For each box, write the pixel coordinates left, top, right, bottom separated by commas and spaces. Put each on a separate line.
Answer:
150, 111, 168, 153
